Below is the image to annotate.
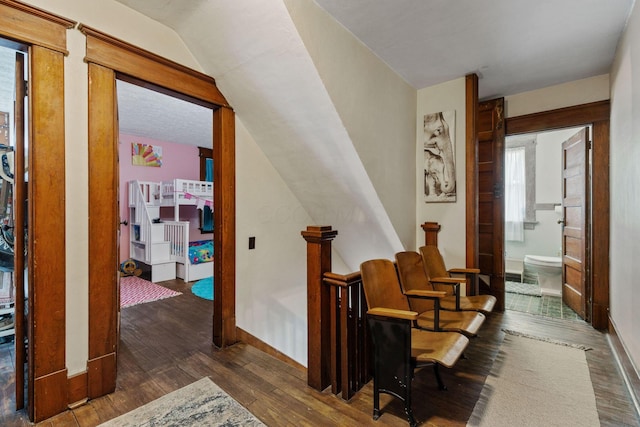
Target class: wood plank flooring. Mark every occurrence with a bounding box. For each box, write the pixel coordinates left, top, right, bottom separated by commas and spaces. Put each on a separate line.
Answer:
1, 278, 638, 426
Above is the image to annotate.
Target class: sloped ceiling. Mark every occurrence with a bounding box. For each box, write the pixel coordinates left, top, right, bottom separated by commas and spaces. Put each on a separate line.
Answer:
115, 0, 634, 142
116, 0, 405, 269
113, 0, 633, 268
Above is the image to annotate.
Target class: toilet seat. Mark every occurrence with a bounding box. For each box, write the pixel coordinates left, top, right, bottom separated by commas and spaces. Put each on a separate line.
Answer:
524, 255, 562, 268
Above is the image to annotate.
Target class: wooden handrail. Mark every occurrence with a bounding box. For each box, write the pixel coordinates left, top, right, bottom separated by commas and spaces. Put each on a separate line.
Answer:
303, 226, 370, 400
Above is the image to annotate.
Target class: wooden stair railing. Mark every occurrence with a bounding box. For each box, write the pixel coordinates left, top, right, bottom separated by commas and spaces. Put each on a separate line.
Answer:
323, 271, 370, 400
302, 225, 371, 400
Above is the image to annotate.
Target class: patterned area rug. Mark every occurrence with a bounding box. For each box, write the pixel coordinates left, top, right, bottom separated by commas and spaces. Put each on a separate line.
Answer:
505, 280, 541, 296
98, 377, 264, 426
120, 276, 182, 308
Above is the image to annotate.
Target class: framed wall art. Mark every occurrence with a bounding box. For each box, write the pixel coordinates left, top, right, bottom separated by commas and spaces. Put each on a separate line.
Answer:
423, 110, 456, 202
131, 142, 162, 167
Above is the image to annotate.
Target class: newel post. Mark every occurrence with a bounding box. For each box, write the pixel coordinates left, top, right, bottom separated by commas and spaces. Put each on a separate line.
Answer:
422, 221, 441, 246
302, 225, 338, 391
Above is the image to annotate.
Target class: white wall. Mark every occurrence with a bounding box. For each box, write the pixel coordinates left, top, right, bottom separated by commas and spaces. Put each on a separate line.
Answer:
286, 0, 417, 252
610, 0, 640, 375
416, 78, 467, 267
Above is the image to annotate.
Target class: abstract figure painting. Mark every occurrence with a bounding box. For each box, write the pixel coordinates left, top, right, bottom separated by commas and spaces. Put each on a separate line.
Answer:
131, 142, 162, 167
423, 111, 456, 202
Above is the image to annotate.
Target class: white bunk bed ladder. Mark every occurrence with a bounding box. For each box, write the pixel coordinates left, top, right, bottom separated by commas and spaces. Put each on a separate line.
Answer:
128, 180, 176, 282
163, 179, 213, 282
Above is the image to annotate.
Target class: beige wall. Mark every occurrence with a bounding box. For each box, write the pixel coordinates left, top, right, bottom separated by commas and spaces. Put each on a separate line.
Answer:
416, 78, 467, 268
24, 0, 354, 370
285, 0, 418, 252
504, 74, 609, 118
610, 1, 640, 373
235, 117, 316, 365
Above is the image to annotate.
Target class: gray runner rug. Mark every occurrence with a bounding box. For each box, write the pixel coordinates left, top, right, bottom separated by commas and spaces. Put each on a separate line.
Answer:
467, 332, 599, 426
99, 377, 264, 426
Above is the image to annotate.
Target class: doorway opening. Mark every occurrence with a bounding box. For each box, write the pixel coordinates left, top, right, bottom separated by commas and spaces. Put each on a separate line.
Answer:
0, 40, 29, 415
504, 126, 588, 321
115, 77, 215, 380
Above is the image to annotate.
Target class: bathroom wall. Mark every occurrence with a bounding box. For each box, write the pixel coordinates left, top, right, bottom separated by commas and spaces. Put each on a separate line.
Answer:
505, 126, 583, 261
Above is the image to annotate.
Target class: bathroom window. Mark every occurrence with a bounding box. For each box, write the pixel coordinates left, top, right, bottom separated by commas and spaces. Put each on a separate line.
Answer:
505, 146, 525, 241
505, 137, 536, 234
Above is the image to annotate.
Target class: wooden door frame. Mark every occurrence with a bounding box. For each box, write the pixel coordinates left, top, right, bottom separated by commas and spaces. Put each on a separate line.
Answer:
81, 26, 237, 399
0, 1, 75, 422
466, 94, 609, 329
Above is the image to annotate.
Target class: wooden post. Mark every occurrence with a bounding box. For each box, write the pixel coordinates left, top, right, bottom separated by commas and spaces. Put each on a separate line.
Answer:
302, 226, 338, 391
421, 222, 441, 246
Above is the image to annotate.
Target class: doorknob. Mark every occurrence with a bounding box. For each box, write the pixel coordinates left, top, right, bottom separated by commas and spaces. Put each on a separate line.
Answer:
120, 219, 128, 226
557, 219, 564, 225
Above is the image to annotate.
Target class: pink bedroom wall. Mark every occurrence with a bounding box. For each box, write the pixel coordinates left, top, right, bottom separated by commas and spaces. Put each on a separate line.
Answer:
119, 134, 211, 263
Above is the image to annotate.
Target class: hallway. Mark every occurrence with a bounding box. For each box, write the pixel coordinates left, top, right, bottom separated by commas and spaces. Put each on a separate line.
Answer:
1, 279, 638, 426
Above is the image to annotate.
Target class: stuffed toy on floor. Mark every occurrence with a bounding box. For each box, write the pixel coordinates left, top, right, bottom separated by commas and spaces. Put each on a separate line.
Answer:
120, 258, 142, 277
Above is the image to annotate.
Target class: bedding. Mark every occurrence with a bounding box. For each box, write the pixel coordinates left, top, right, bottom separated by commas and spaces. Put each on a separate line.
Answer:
188, 240, 213, 265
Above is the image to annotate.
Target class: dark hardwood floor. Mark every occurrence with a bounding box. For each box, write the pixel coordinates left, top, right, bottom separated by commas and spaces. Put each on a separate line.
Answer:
1, 278, 638, 426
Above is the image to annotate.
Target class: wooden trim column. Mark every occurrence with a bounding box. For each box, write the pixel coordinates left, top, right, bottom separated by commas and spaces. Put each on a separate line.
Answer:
0, 2, 75, 421
302, 225, 338, 391
590, 119, 609, 329
29, 43, 69, 423
86, 62, 118, 398
465, 74, 479, 270
213, 106, 237, 347
421, 221, 441, 247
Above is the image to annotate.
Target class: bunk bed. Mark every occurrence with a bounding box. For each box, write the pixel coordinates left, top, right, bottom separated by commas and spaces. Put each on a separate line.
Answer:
129, 178, 213, 283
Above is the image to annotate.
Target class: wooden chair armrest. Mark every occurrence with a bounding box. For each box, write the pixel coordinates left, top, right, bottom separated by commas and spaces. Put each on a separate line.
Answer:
430, 277, 462, 310
403, 289, 447, 299
449, 267, 480, 274
430, 277, 465, 285
368, 307, 418, 321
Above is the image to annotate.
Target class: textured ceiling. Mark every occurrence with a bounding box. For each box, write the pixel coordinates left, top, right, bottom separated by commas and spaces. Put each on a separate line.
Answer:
114, 0, 633, 146
117, 80, 212, 148
313, 0, 633, 99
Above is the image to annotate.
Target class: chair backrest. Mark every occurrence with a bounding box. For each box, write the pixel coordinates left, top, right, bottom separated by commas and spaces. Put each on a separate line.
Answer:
395, 251, 436, 313
360, 259, 411, 312
419, 245, 453, 295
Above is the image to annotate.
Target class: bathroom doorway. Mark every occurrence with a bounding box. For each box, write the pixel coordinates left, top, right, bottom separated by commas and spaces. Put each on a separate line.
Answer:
504, 126, 588, 321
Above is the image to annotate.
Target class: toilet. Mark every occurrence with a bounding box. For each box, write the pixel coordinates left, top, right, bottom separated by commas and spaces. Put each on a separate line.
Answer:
524, 255, 563, 297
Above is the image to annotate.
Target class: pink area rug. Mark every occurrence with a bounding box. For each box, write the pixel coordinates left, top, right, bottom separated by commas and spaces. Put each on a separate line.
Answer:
120, 276, 182, 308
